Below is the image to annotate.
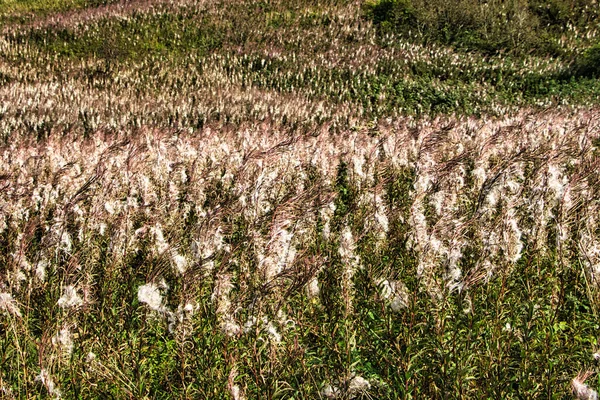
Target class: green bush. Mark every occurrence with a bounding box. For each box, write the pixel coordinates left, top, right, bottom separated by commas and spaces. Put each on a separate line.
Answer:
364, 0, 416, 30
574, 43, 600, 77
364, 0, 598, 57
529, 0, 599, 30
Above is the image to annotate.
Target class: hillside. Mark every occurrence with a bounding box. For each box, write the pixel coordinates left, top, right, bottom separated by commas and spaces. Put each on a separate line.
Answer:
1, 0, 600, 398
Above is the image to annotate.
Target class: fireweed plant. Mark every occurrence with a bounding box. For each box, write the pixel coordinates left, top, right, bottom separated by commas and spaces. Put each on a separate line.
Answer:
1, 0, 600, 398
0, 110, 599, 398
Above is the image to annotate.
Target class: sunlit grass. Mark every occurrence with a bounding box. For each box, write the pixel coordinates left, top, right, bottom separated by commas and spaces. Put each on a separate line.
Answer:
0, 0, 600, 398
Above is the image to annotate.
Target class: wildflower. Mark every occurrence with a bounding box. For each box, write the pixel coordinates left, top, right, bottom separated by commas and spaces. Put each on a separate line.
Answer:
572, 371, 598, 400
374, 194, 389, 234
339, 227, 359, 266
104, 201, 117, 215
0, 293, 21, 317
60, 231, 72, 253
378, 279, 409, 311
35, 369, 60, 398
172, 253, 187, 275
221, 319, 242, 336
348, 375, 371, 396
151, 225, 169, 254
167, 303, 196, 333
35, 259, 48, 281
352, 155, 366, 180
86, 352, 96, 362
230, 384, 245, 400
57, 286, 83, 309
137, 283, 163, 312
52, 327, 74, 355
339, 226, 360, 311
430, 191, 445, 216
320, 202, 336, 240
260, 227, 296, 281
547, 164, 566, 201
306, 277, 320, 299
265, 319, 282, 344
472, 165, 487, 186
228, 366, 246, 400
212, 274, 241, 336
243, 316, 257, 333
504, 212, 523, 263
321, 384, 341, 399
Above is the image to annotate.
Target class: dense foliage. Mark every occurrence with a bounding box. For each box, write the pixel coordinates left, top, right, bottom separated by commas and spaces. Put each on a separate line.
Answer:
365, 0, 600, 80
1, 0, 600, 399
364, 0, 599, 56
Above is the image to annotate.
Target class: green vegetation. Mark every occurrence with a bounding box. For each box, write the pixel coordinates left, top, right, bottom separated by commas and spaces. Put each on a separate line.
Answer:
1, 0, 600, 399
25, 12, 224, 60
2, 121, 600, 398
576, 43, 600, 77
364, 0, 599, 57
2, 0, 598, 120
363, 0, 600, 103
0, 0, 119, 24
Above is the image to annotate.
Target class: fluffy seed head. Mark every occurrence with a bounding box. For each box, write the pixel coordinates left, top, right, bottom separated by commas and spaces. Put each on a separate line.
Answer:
137, 283, 163, 312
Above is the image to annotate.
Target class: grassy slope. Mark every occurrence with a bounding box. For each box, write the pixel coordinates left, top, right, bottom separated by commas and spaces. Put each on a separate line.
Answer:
0, 0, 85, 15
1, 0, 600, 125
0, 1, 599, 399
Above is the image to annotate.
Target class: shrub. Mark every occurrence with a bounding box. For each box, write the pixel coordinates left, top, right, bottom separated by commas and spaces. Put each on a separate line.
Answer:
364, 0, 598, 57
574, 43, 600, 77
364, 0, 416, 30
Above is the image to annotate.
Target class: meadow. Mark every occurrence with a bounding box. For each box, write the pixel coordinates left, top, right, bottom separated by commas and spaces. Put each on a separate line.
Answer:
1, 0, 600, 398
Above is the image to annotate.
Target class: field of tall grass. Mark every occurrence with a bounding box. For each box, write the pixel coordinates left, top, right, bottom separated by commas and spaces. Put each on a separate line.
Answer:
1, 0, 600, 398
